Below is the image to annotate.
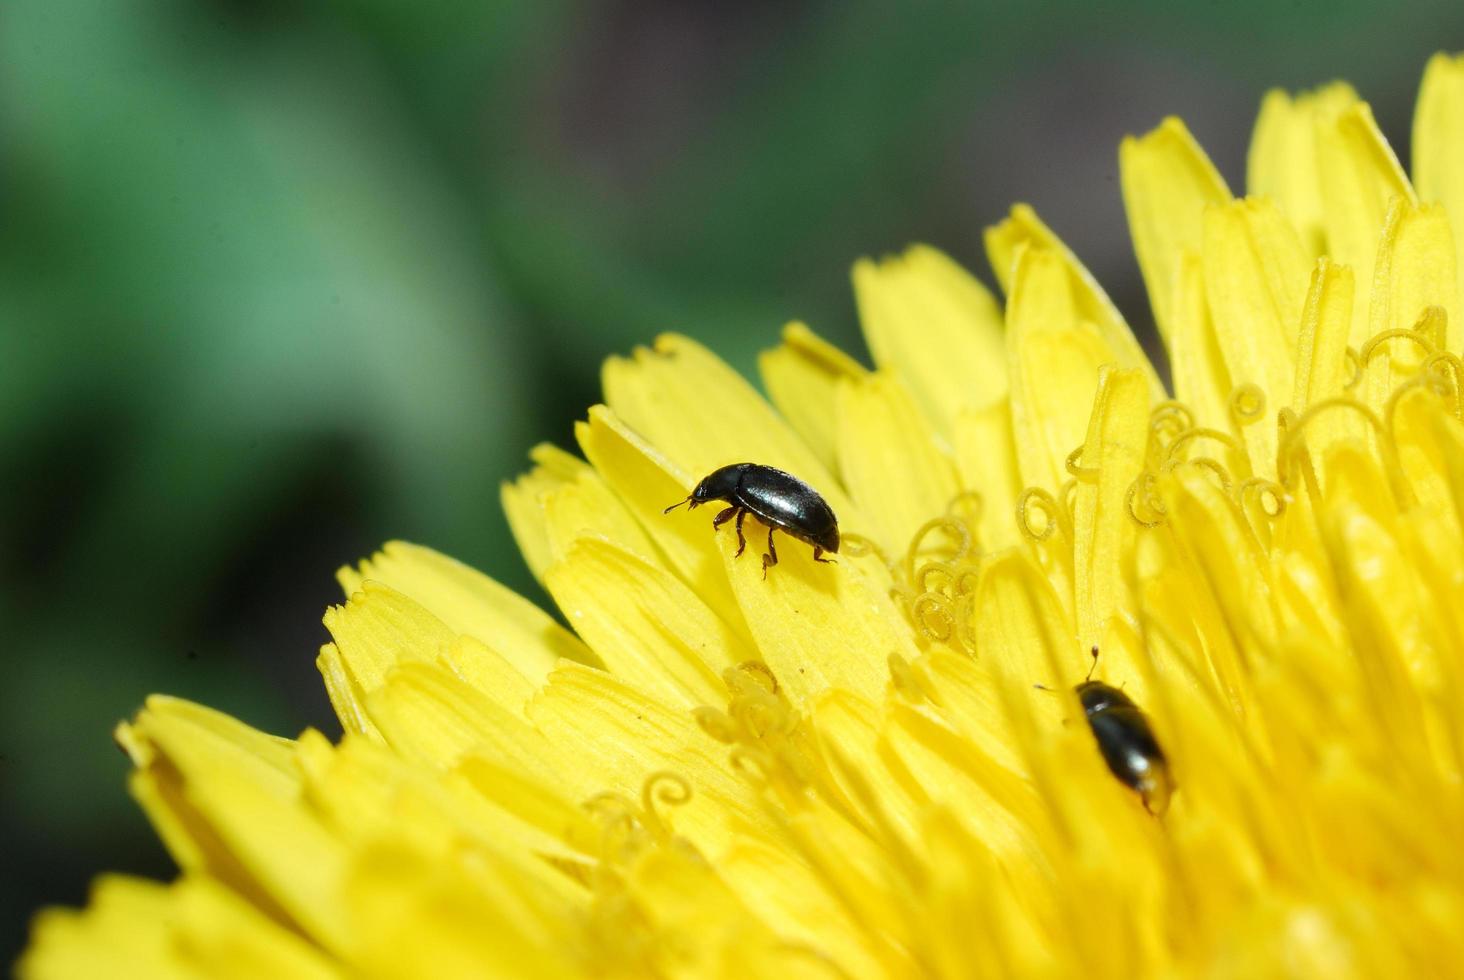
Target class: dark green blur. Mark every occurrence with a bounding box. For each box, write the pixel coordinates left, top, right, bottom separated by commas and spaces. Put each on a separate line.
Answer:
3, 0, 1459, 960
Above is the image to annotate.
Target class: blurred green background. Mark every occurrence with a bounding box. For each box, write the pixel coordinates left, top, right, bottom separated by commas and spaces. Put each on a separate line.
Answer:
4, 0, 1461, 961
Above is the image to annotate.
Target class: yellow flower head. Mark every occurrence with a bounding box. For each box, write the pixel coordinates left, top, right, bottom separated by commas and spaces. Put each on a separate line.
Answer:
23, 53, 1464, 979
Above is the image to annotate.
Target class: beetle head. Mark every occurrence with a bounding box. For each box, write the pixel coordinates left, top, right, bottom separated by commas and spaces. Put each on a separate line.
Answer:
812, 525, 840, 553
1075, 680, 1135, 715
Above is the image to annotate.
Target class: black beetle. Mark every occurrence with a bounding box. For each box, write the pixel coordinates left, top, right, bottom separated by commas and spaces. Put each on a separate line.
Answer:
1044, 648, 1174, 814
664, 462, 839, 577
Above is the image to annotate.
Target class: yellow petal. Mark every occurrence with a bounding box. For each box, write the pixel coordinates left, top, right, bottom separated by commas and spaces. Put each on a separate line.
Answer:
717, 514, 914, 706
119, 699, 354, 955
809, 689, 924, 841
339, 541, 593, 687
576, 405, 746, 632
539, 465, 662, 566
1071, 367, 1151, 648
835, 371, 960, 553
170, 877, 344, 980
342, 843, 580, 980
1119, 116, 1232, 343
951, 398, 1022, 551
620, 846, 791, 978
544, 536, 755, 707
602, 333, 854, 519
851, 244, 1007, 432
1201, 197, 1310, 478
1160, 462, 1280, 660
20, 878, 191, 980
718, 839, 883, 978
295, 729, 587, 866
984, 204, 1164, 398
1316, 446, 1435, 761
1247, 83, 1359, 256
116, 697, 300, 879
1315, 100, 1417, 347
883, 701, 1045, 862
1168, 248, 1233, 430
316, 643, 381, 741
526, 662, 773, 857
914, 648, 1025, 776
1006, 244, 1121, 494
1291, 258, 1365, 463
321, 581, 455, 704
758, 321, 867, 472
367, 662, 558, 774
1366, 198, 1459, 362
971, 552, 1078, 723
1414, 51, 1464, 305
1293, 258, 1357, 411
19, 874, 338, 980
440, 635, 536, 716
501, 444, 592, 583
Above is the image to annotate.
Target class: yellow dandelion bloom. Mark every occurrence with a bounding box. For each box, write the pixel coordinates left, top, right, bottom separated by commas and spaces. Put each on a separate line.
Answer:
23, 52, 1464, 978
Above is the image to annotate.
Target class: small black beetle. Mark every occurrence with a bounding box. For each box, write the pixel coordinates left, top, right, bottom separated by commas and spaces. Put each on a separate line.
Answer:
1045, 648, 1174, 814
664, 462, 839, 577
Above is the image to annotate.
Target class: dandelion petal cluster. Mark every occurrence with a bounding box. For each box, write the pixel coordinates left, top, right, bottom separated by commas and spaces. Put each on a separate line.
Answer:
22, 53, 1464, 979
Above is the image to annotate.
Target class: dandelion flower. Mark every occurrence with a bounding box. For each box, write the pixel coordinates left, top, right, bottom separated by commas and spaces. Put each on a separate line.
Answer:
22, 52, 1464, 978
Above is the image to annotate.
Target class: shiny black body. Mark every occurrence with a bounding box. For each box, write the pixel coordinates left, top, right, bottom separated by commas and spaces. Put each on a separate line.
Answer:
665, 462, 839, 576
1075, 678, 1172, 814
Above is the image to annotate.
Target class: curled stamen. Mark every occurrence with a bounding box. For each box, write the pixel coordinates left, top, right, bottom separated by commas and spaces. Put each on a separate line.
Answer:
1276, 398, 1411, 505
692, 706, 739, 744
583, 792, 644, 864
915, 559, 962, 594
1016, 487, 1061, 542
904, 516, 974, 583
594, 811, 641, 867
1065, 445, 1100, 480
1239, 478, 1288, 519
1164, 426, 1242, 466
732, 694, 789, 739
1150, 401, 1196, 449
1125, 476, 1166, 528
1060, 478, 1080, 522
1359, 327, 1436, 367
732, 660, 779, 696
911, 592, 957, 643
1423, 352, 1464, 422
945, 489, 984, 523
1412, 305, 1449, 350
729, 745, 774, 784
584, 790, 639, 820
640, 771, 692, 837
1344, 347, 1363, 389
1229, 383, 1267, 424
841, 532, 892, 567
1423, 352, 1463, 391
1167, 455, 1233, 494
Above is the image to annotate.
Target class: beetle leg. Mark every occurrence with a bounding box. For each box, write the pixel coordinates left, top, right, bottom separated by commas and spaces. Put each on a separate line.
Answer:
733, 509, 748, 558
812, 546, 836, 564
761, 527, 778, 578
711, 505, 738, 529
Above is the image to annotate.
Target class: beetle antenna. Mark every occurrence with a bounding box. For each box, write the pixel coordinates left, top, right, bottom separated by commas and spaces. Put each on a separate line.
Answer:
1033, 683, 1057, 695
1085, 645, 1100, 682
663, 496, 693, 514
